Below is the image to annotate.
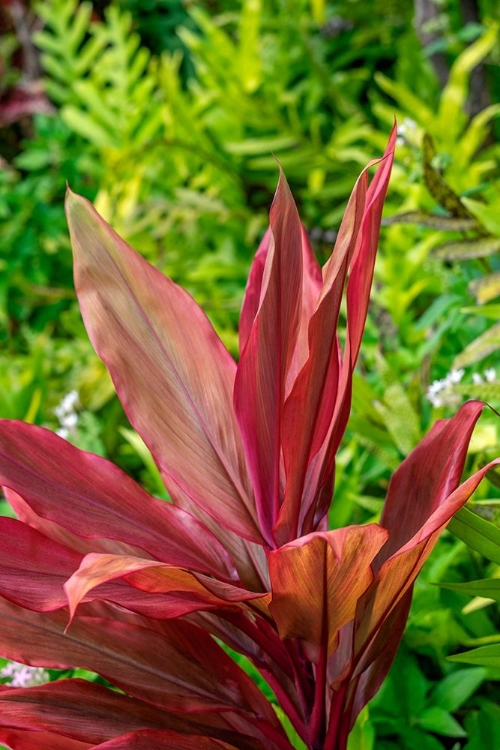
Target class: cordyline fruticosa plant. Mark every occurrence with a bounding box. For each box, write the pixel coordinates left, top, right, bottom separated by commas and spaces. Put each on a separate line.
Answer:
0, 126, 498, 750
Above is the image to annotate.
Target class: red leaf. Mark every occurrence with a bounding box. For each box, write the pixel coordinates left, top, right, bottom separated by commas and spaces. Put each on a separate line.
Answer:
0, 520, 228, 621
299, 124, 397, 533
0, 730, 91, 749
0, 680, 261, 748
355, 402, 499, 662
0, 518, 81, 611
378, 399, 485, 561
234, 171, 304, 541
66, 190, 259, 543
0, 598, 275, 718
275, 167, 368, 544
342, 589, 412, 735
91, 729, 240, 749
0, 421, 236, 581
162, 478, 269, 592
239, 229, 271, 353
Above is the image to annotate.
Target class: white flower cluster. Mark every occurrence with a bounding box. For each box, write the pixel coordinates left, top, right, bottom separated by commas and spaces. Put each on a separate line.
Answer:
472, 368, 496, 385
1, 661, 50, 688
54, 390, 79, 439
427, 368, 497, 408
427, 369, 465, 408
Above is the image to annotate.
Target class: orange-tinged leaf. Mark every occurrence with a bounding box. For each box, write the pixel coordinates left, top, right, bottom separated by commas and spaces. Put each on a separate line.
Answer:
269, 525, 388, 658
64, 553, 270, 623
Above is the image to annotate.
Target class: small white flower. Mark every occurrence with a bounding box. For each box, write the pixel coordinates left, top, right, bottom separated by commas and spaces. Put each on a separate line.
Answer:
428, 379, 445, 395
427, 392, 443, 407
484, 368, 496, 383
427, 368, 464, 408
54, 390, 79, 436
472, 373, 483, 385
1, 661, 49, 688
62, 412, 78, 429
448, 369, 464, 385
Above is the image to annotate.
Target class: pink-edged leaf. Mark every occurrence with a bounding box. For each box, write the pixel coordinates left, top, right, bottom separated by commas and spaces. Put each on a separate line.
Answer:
0, 518, 82, 611
0, 421, 236, 581
0, 597, 276, 719
0, 679, 262, 749
275, 168, 369, 544
356, 403, 499, 652
378, 399, 485, 561
4, 488, 141, 557
269, 525, 388, 658
340, 589, 412, 736
163, 477, 270, 592
92, 730, 239, 749
239, 229, 271, 353
65, 189, 259, 543
0, 520, 227, 621
63, 553, 270, 623
344, 123, 397, 369
285, 225, 323, 394
0, 679, 200, 743
239, 225, 321, 368
0, 730, 92, 749
299, 125, 397, 533
234, 171, 303, 540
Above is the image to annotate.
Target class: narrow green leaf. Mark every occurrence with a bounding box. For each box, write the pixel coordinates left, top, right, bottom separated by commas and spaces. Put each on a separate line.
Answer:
273, 705, 307, 750
460, 304, 500, 320
238, 0, 262, 94
439, 579, 500, 602
61, 106, 115, 148
453, 382, 500, 401
347, 705, 375, 750
418, 706, 467, 738
119, 427, 167, 499
225, 137, 299, 155
429, 667, 486, 711
374, 72, 435, 128
448, 644, 500, 668
438, 24, 498, 138
448, 506, 500, 565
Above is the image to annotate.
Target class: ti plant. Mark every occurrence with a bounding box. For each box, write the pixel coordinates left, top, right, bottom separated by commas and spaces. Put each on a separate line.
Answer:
0, 127, 498, 750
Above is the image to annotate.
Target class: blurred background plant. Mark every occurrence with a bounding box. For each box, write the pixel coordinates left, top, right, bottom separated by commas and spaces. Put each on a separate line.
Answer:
1, 0, 500, 745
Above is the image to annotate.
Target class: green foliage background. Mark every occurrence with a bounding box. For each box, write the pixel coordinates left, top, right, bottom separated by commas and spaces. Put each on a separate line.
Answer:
1, 0, 500, 746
